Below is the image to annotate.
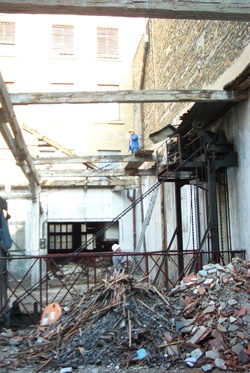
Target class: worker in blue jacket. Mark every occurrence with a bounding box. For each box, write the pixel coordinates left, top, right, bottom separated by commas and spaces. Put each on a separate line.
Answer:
128, 129, 139, 154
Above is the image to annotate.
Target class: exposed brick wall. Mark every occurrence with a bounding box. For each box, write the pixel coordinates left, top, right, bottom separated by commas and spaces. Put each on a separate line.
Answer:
133, 19, 249, 149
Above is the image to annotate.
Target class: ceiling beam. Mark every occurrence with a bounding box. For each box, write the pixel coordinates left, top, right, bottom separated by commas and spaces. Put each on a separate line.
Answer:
10, 89, 248, 105
39, 168, 156, 178
39, 179, 140, 190
0, 1, 249, 21
32, 154, 156, 165
0, 73, 40, 201
22, 123, 98, 170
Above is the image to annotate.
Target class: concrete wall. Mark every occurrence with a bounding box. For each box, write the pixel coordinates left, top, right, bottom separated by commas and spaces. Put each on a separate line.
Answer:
42, 188, 135, 252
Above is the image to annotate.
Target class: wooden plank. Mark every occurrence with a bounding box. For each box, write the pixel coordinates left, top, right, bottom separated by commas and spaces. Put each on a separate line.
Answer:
38, 167, 156, 177
22, 123, 97, 169
10, 89, 248, 105
22, 124, 131, 184
39, 179, 139, 189
0, 1, 249, 21
32, 154, 156, 165
0, 111, 18, 153
125, 149, 154, 170
0, 72, 39, 200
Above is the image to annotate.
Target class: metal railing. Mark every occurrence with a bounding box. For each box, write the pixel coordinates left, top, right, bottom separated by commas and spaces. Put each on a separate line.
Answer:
0, 249, 245, 328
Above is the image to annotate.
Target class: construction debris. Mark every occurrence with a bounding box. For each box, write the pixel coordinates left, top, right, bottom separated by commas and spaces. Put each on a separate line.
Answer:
0, 257, 250, 372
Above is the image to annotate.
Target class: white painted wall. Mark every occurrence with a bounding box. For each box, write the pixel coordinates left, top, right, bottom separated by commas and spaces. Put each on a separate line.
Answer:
225, 99, 250, 257
40, 188, 134, 252
0, 14, 145, 255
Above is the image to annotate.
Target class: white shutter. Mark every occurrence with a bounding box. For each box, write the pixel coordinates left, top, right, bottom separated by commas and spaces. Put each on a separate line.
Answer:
97, 27, 118, 59
0, 21, 15, 45
52, 24, 74, 56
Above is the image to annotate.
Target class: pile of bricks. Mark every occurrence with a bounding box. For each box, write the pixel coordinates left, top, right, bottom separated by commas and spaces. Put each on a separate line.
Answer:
167, 257, 250, 371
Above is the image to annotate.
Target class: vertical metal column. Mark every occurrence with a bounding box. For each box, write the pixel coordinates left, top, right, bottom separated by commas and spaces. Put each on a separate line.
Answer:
175, 182, 184, 276
207, 155, 220, 261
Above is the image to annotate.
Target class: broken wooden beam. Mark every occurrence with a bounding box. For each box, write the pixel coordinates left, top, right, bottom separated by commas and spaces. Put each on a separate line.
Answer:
10, 89, 248, 105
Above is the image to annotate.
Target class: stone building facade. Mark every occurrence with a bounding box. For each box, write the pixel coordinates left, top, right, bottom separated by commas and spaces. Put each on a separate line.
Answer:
132, 18, 250, 261
133, 19, 249, 149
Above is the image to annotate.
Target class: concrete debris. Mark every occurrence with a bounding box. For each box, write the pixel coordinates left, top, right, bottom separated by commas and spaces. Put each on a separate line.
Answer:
0, 257, 249, 372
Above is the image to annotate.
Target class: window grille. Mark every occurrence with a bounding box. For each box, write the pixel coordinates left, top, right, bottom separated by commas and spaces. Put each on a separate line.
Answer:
97, 27, 118, 59
52, 24, 74, 56
0, 21, 15, 45
48, 222, 100, 252
49, 223, 73, 250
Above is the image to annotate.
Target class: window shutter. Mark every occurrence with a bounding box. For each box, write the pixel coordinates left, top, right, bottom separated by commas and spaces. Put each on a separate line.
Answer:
0, 21, 15, 45
52, 24, 74, 55
97, 27, 118, 59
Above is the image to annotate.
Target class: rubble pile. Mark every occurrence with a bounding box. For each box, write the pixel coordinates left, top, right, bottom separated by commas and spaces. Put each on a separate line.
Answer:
167, 257, 250, 371
0, 257, 250, 372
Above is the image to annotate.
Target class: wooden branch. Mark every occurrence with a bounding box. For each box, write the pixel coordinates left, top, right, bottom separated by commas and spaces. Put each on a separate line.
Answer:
0, 1, 249, 21
10, 89, 248, 105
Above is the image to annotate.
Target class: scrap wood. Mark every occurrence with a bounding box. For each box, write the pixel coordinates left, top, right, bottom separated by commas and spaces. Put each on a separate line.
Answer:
5, 260, 250, 372
128, 310, 132, 347
151, 284, 170, 306
78, 346, 84, 359
33, 357, 53, 373
137, 299, 169, 324
158, 340, 184, 348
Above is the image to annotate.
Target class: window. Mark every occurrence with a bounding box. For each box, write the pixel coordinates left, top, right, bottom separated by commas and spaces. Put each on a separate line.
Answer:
96, 85, 120, 121
97, 27, 118, 59
0, 21, 15, 45
48, 222, 115, 253
52, 24, 74, 56
49, 223, 73, 251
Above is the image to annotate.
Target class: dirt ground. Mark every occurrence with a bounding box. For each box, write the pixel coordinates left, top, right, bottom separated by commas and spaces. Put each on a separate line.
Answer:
0, 344, 231, 373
